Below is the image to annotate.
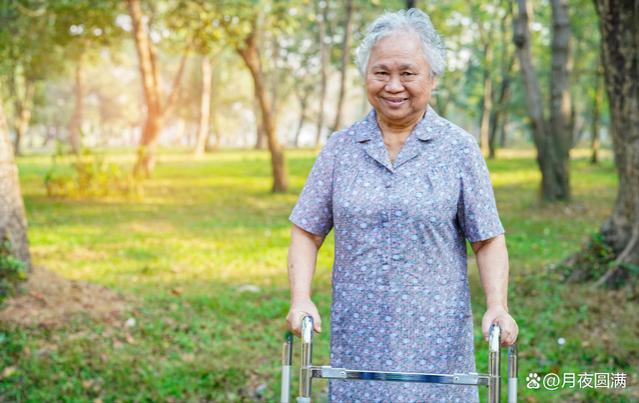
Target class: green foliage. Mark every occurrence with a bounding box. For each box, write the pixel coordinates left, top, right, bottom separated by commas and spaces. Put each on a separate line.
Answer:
44, 147, 141, 199
0, 238, 28, 305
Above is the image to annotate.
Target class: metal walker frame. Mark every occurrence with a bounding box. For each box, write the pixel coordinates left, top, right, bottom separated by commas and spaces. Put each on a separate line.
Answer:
281, 315, 517, 403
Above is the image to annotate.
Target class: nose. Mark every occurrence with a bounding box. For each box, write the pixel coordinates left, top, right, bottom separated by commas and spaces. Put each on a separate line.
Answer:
384, 73, 404, 93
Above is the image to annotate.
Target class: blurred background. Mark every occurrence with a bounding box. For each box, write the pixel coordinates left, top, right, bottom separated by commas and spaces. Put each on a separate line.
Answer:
0, 0, 637, 401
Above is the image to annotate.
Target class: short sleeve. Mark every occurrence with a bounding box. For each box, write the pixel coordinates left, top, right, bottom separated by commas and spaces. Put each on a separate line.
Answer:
456, 137, 505, 242
288, 137, 337, 237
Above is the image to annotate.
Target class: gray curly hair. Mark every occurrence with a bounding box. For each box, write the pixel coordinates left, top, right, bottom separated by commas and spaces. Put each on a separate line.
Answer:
355, 8, 446, 78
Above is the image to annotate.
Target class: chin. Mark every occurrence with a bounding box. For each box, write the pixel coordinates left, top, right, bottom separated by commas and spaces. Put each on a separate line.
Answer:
380, 107, 411, 118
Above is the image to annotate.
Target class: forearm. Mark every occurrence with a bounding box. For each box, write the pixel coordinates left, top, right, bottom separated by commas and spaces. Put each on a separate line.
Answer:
474, 235, 510, 311
288, 226, 323, 303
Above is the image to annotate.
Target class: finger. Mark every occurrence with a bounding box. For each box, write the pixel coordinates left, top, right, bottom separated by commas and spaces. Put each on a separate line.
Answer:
500, 331, 511, 346
504, 327, 518, 346
290, 316, 302, 337
482, 320, 491, 340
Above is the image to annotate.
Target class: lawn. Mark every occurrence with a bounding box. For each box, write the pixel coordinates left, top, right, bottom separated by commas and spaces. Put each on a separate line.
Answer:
0, 147, 637, 402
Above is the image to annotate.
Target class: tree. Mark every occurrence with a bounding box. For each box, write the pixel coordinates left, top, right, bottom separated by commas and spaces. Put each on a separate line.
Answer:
332, 0, 354, 132
0, 1, 62, 156
194, 55, 212, 155
590, 59, 604, 164
583, 0, 638, 286
0, 84, 31, 271
220, 0, 298, 192
126, 0, 191, 177
487, 0, 516, 159
166, 1, 225, 155
513, 0, 573, 201
314, 0, 329, 149
50, 0, 125, 154
567, 0, 606, 164
471, 3, 496, 156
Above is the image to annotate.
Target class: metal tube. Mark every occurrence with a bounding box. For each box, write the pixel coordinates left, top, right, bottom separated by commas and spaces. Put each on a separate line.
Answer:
488, 324, 501, 403
507, 343, 518, 403
298, 316, 314, 403
309, 365, 490, 385
281, 332, 293, 403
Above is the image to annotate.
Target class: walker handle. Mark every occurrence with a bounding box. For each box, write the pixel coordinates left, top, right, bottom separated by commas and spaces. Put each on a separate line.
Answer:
297, 315, 314, 403
487, 323, 518, 403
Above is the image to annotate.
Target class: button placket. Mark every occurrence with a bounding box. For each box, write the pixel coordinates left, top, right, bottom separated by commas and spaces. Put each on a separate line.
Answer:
383, 172, 394, 271
387, 173, 402, 272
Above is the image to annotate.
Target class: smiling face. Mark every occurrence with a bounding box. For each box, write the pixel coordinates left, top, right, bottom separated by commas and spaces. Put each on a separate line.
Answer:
365, 31, 437, 128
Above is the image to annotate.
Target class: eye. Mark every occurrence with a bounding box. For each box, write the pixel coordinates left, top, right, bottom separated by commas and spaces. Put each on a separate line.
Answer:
375, 71, 389, 75
401, 72, 415, 76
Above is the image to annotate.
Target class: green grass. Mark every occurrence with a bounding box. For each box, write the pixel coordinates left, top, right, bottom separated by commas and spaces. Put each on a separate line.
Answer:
0, 148, 637, 402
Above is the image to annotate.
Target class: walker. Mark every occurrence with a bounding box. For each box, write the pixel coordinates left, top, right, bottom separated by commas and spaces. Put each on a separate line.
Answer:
280, 315, 518, 403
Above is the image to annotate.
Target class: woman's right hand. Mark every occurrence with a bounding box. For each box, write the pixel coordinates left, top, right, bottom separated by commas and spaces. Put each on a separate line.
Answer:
286, 298, 322, 337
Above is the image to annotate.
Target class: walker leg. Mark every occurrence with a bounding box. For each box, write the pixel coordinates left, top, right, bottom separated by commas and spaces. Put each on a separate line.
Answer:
281, 332, 293, 403
507, 344, 518, 403
488, 324, 501, 403
297, 316, 314, 403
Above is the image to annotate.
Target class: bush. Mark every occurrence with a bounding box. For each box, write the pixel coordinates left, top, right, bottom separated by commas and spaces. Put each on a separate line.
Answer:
0, 238, 27, 305
44, 148, 142, 198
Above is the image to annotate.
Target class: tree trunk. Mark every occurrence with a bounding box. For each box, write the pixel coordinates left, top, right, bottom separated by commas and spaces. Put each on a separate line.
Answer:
206, 65, 221, 153
592, 0, 639, 284
548, 0, 573, 197
0, 88, 31, 269
128, 0, 162, 177
314, 0, 329, 148
127, 0, 188, 177
42, 127, 58, 148
590, 60, 604, 164
238, 29, 288, 193
488, 74, 512, 159
489, 6, 515, 160
194, 55, 212, 156
69, 56, 84, 154
294, 93, 309, 148
479, 42, 493, 157
269, 33, 280, 119
498, 114, 508, 148
513, 0, 572, 201
206, 108, 220, 152
332, 0, 353, 132
10, 77, 34, 157
253, 97, 266, 149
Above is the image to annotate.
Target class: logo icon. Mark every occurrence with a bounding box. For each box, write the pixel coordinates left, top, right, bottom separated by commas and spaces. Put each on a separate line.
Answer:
526, 372, 541, 389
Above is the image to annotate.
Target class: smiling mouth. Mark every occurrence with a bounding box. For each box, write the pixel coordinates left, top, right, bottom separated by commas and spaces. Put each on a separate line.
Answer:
383, 97, 408, 106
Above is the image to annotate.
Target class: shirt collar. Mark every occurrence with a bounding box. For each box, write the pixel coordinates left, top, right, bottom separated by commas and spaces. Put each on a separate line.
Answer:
357, 104, 442, 143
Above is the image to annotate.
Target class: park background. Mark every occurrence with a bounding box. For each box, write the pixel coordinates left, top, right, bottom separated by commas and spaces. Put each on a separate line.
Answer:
0, 0, 637, 402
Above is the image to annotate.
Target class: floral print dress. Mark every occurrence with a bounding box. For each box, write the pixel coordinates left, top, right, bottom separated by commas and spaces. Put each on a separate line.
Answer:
289, 105, 505, 402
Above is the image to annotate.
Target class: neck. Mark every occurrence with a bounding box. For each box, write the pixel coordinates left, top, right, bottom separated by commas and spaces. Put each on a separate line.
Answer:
376, 108, 427, 140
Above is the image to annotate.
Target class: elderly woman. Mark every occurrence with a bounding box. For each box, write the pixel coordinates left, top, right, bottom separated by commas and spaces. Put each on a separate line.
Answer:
286, 8, 518, 402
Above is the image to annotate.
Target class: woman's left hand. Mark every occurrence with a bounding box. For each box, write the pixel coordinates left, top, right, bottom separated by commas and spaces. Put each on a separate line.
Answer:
482, 306, 518, 346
